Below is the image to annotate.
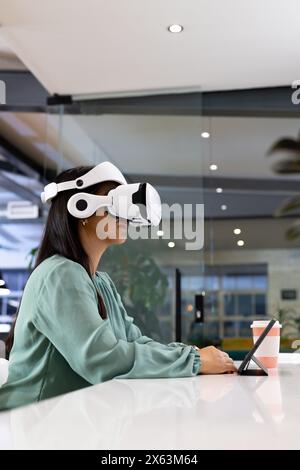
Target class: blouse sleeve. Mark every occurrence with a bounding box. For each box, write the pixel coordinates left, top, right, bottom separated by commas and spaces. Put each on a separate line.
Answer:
33, 262, 201, 384
103, 273, 202, 359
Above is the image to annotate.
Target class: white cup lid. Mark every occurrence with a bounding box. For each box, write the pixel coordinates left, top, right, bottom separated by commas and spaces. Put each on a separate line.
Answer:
250, 320, 282, 328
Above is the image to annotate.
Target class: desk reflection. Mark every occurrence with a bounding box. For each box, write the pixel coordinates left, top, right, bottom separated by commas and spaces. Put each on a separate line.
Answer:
3, 376, 236, 449
251, 370, 284, 423
0, 365, 296, 450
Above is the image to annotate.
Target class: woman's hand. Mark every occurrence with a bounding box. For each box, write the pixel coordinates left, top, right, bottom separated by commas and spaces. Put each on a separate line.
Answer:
196, 346, 237, 374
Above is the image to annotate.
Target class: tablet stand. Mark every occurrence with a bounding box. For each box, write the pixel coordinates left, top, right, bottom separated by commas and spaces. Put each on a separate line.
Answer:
239, 355, 269, 376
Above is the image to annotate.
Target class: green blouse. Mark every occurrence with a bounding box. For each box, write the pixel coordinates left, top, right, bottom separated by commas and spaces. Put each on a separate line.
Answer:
0, 255, 201, 410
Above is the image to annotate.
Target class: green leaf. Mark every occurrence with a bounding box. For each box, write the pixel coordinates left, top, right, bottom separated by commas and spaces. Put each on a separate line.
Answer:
272, 159, 300, 174
275, 195, 300, 216
26, 246, 39, 272
268, 137, 300, 155
286, 220, 300, 241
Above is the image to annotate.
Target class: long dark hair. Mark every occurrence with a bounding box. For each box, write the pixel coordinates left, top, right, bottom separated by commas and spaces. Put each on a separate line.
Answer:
6, 165, 112, 358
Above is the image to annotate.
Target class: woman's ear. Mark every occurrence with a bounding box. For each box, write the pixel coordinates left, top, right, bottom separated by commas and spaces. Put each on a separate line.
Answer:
95, 207, 108, 217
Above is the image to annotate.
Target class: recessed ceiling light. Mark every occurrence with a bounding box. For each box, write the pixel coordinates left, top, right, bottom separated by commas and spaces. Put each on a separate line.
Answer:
237, 240, 245, 247
168, 241, 175, 248
221, 204, 227, 211
234, 228, 241, 235
209, 164, 218, 171
0, 279, 4, 286
201, 132, 210, 138
216, 187, 223, 193
157, 230, 164, 237
168, 24, 184, 33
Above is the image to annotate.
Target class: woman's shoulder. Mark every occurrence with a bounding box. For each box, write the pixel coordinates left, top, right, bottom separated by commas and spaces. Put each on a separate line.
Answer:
30, 254, 90, 287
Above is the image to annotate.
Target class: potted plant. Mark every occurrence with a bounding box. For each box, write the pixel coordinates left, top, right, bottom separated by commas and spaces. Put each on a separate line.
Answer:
268, 132, 300, 239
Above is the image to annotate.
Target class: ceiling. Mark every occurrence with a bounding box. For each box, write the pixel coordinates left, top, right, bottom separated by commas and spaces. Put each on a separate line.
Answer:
1, 111, 300, 221
158, 217, 300, 254
0, 0, 300, 96
0, 221, 42, 253
69, 114, 300, 179
0, 112, 96, 171
2, 112, 300, 180
0, 112, 299, 265
0, 36, 25, 70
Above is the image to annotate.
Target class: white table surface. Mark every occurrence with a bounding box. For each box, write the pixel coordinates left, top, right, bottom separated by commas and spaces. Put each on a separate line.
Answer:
0, 353, 299, 450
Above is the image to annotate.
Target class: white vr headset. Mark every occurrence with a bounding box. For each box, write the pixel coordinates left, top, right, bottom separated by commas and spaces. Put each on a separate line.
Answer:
41, 161, 162, 227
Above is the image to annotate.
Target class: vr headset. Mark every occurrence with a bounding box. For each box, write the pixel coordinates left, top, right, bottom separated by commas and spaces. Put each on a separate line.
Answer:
41, 161, 162, 227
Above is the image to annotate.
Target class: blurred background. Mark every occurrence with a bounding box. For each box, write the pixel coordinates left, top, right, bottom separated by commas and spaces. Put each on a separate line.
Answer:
1, 1, 300, 358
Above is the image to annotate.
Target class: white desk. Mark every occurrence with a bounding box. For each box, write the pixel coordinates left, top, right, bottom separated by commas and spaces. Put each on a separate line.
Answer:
0, 354, 299, 450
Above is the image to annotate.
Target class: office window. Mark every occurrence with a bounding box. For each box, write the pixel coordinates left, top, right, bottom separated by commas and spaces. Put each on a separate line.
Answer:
224, 294, 235, 316
205, 321, 219, 339
204, 292, 219, 317
253, 276, 267, 290
224, 321, 236, 337
180, 265, 268, 340
219, 268, 267, 338
239, 321, 252, 337
255, 294, 266, 316
237, 294, 252, 316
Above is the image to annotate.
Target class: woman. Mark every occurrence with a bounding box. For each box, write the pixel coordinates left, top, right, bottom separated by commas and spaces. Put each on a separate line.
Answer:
0, 163, 235, 410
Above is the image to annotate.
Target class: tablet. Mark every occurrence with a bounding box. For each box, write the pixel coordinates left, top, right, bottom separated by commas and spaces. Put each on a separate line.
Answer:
237, 318, 277, 376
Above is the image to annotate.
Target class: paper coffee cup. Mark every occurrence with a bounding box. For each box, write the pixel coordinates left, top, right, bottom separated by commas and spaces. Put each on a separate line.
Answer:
250, 320, 282, 368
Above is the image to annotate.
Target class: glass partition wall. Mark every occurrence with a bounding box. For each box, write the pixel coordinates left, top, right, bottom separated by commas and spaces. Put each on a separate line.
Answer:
203, 115, 300, 355
2, 103, 300, 354
42, 99, 206, 345
2, 102, 300, 354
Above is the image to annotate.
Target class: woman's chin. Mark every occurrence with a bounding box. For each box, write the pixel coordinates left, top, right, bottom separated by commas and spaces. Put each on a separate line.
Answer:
110, 235, 127, 245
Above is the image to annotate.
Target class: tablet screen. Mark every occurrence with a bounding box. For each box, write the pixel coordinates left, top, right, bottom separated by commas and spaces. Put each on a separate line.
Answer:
237, 318, 276, 375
